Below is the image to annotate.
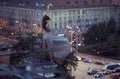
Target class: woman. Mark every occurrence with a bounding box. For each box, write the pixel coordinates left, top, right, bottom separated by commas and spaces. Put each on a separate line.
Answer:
42, 7, 54, 62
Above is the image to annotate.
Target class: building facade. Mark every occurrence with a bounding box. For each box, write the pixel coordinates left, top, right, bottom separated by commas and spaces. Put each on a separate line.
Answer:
0, 0, 120, 35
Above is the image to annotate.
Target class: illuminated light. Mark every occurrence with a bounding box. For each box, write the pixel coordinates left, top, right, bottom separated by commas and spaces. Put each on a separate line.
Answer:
66, 26, 72, 29
97, 52, 99, 54
82, 37, 84, 40
33, 23, 37, 26
11, 32, 14, 35
48, 3, 53, 7
35, 34, 37, 36
76, 26, 79, 29
77, 43, 81, 46
0, 27, 2, 29
15, 20, 20, 23
32, 34, 35, 36
72, 41, 74, 43
58, 34, 64, 36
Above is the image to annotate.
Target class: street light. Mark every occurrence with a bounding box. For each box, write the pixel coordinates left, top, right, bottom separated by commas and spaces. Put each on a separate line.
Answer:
75, 26, 80, 53
67, 26, 74, 51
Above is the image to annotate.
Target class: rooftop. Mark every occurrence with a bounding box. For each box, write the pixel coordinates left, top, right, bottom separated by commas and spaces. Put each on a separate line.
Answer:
0, 0, 119, 10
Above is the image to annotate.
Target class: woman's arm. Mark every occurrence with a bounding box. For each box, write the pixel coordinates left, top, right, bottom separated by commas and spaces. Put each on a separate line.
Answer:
44, 5, 50, 15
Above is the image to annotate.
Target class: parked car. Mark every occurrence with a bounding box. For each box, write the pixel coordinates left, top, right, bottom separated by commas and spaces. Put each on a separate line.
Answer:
87, 68, 98, 75
83, 58, 92, 63
113, 67, 120, 73
102, 63, 120, 71
37, 73, 55, 78
94, 72, 102, 78
43, 64, 58, 69
75, 56, 82, 61
94, 61, 105, 65
103, 69, 113, 75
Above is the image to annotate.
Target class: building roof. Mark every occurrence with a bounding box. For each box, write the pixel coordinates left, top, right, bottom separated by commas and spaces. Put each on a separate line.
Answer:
0, 0, 119, 10
0, 0, 115, 10
112, 0, 120, 5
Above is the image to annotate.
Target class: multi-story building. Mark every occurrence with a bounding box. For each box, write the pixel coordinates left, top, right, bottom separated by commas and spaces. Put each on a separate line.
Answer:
0, 0, 120, 35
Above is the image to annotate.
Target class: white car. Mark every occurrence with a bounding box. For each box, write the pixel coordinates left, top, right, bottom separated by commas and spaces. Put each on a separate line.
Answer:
102, 63, 120, 71
76, 56, 82, 61
83, 58, 92, 63
37, 73, 55, 78
43, 64, 58, 69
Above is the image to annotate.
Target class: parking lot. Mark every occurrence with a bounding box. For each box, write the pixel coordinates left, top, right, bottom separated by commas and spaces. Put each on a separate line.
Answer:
72, 61, 103, 79
72, 53, 120, 79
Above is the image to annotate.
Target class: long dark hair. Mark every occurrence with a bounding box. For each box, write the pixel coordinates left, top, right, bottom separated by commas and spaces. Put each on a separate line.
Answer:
42, 15, 51, 32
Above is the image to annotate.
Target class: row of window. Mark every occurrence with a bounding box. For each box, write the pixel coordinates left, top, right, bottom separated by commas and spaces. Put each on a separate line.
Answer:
53, 16, 110, 28
0, 7, 112, 16
0, 6, 119, 28
0, 8, 43, 16
54, 8, 111, 16
66, 0, 112, 5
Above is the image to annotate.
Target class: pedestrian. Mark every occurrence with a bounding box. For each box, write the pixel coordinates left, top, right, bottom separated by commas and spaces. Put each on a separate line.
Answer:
42, 6, 54, 63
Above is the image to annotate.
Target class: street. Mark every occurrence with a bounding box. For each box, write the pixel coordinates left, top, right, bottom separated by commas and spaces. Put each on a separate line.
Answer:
72, 53, 120, 79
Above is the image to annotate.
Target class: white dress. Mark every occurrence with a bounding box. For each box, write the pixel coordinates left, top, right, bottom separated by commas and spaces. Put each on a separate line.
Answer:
43, 30, 70, 59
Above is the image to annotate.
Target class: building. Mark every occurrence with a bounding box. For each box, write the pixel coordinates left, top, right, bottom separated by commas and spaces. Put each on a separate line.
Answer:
0, 0, 120, 35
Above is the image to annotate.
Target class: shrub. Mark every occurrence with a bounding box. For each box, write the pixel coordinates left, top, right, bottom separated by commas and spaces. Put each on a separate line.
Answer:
78, 45, 93, 54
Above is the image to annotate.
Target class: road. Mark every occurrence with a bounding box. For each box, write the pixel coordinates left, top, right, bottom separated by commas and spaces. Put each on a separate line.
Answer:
72, 53, 120, 79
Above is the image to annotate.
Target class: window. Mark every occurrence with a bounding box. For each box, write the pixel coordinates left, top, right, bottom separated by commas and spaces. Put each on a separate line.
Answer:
109, 0, 112, 3
36, 2, 41, 7
69, 11, 71, 15
59, 17, 62, 23
3, 2, 6, 4
100, 0, 103, 3
66, 1, 70, 4
54, 22, 57, 27
59, 17, 62, 26
26, 1, 30, 4
92, 0, 95, 4
64, 17, 66, 21
73, 10, 76, 15
64, 17, 67, 25
36, 3, 39, 6
59, 11, 61, 16
84, 0, 88, 5
75, 1, 79, 4
77, 10, 80, 14
54, 11, 57, 16
18, 1, 29, 6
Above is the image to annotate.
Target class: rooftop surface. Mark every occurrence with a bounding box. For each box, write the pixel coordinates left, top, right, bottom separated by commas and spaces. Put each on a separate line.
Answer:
0, 0, 119, 10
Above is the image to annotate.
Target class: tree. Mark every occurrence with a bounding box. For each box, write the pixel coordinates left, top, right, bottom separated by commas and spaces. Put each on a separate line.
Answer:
83, 22, 107, 45
116, 26, 120, 35
54, 51, 78, 78
83, 24, 98, 45
106, 18, 117, 34
107, 34, 117, 47
83, 18, 117, 45
13, 32, 37, 50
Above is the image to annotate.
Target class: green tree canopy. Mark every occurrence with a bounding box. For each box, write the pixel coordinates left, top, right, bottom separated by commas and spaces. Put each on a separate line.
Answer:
83, 18, 117, 45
